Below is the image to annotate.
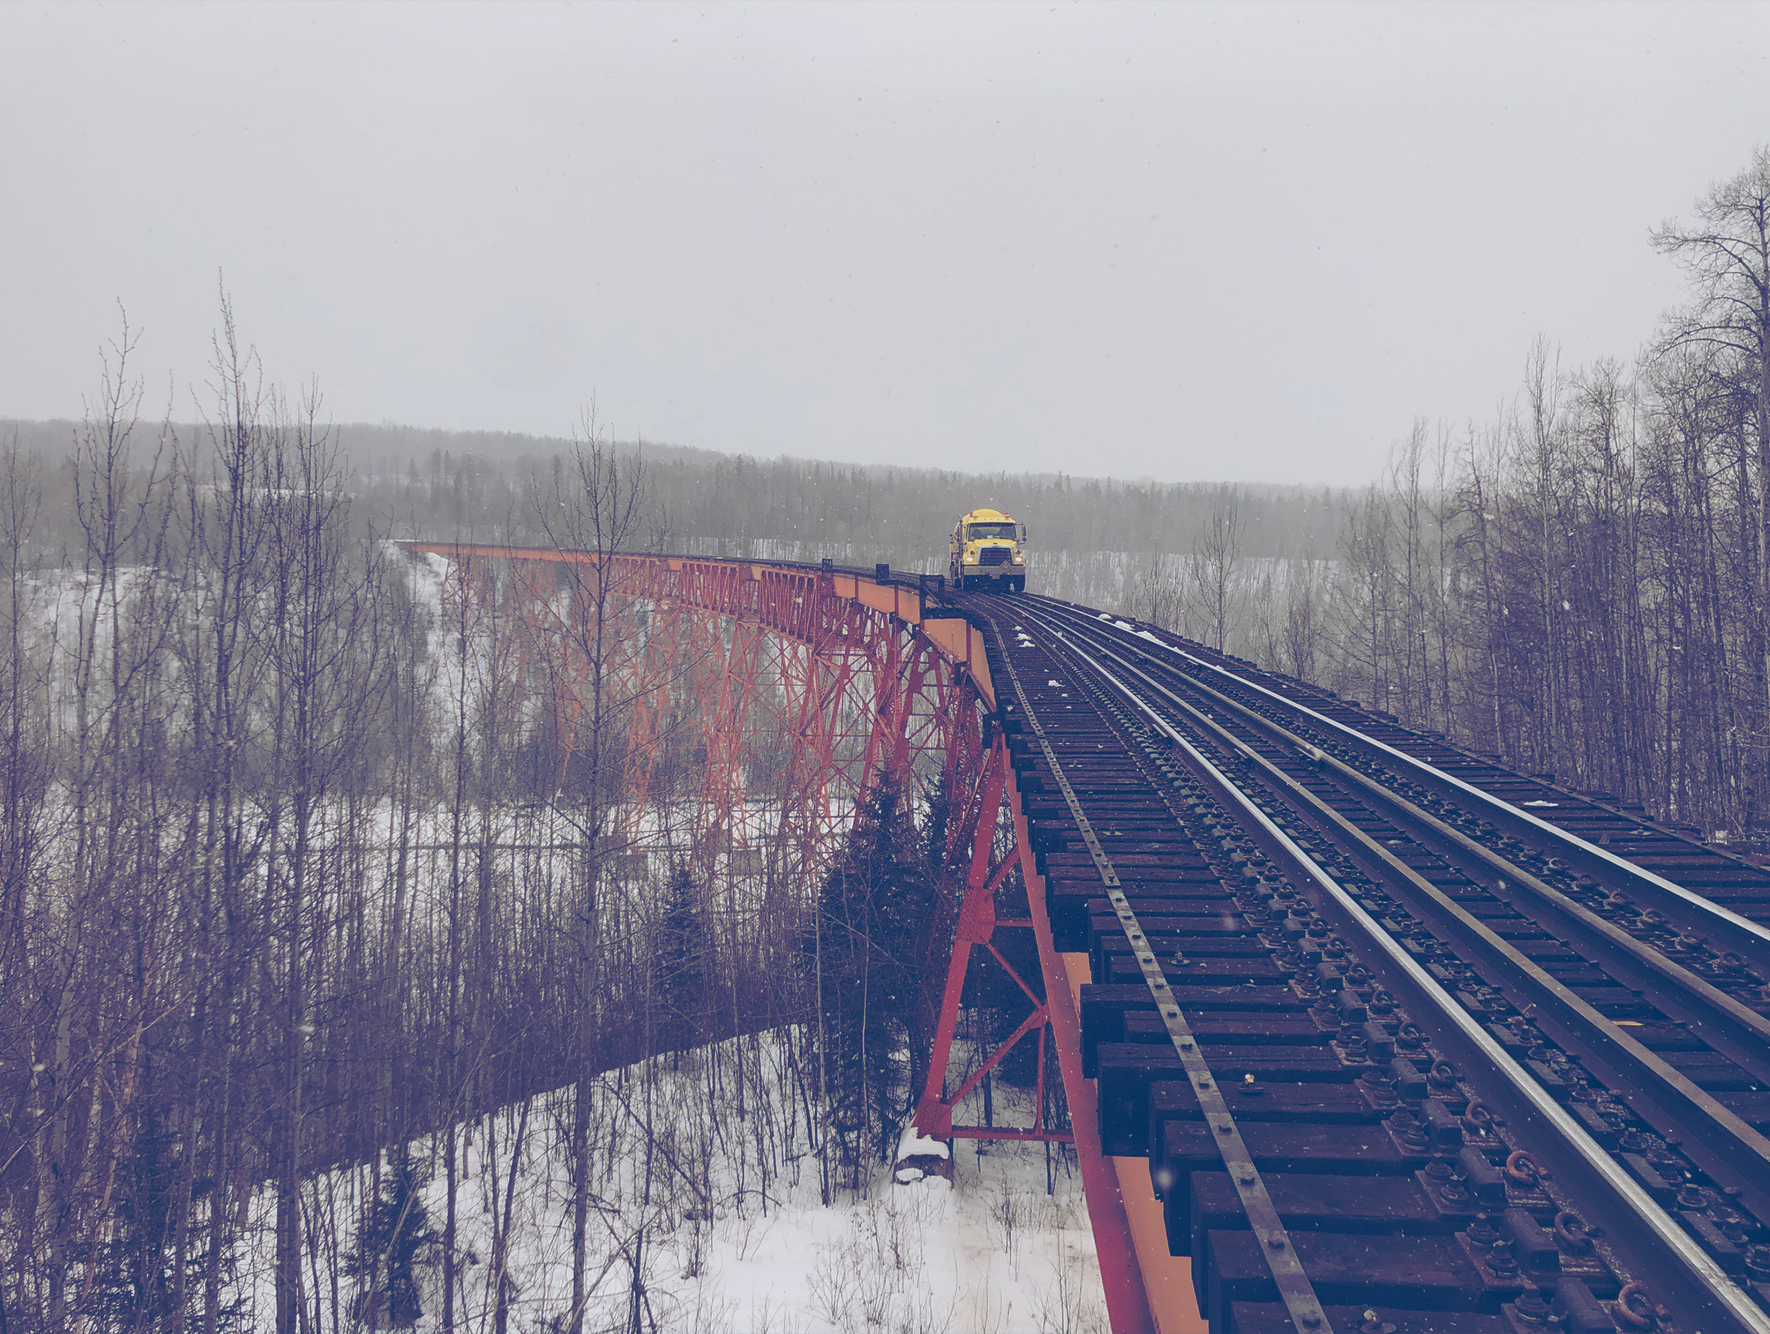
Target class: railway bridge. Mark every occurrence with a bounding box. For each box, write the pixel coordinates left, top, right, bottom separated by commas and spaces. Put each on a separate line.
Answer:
408, 544, 1770, 1334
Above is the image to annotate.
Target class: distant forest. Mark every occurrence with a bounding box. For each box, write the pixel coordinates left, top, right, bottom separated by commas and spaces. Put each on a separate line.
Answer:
1, 415, 1350, 571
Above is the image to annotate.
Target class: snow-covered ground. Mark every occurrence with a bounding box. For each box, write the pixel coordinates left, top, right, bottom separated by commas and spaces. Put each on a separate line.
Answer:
235, 1031, 1108, 1334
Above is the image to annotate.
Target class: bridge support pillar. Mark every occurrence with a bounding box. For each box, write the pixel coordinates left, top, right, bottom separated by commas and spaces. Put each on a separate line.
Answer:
910, 739, 1069, 1147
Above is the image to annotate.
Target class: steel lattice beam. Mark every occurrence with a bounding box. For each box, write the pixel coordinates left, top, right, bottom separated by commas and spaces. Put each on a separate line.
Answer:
404, 544, 1155, 1334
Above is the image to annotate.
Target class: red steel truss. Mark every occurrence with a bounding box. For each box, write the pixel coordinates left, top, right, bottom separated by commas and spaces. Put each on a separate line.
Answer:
911, 737, 1068, 1144
404, 545, 1158, 1334
413, 547, 990, 866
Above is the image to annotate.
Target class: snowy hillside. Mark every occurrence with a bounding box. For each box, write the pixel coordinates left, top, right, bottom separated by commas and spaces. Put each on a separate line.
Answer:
234, 1033, 1107, 1333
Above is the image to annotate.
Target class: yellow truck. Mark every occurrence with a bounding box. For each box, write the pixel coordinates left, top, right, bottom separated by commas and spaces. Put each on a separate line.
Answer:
949, 507, 1027, 592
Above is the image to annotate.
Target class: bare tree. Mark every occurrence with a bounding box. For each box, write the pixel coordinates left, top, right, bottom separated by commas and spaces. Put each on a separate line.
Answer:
1132, 552, 1184, 632
1335, 484, 1393, 712
1281, 557, 1322, 683
1653, 147, 1770, 810
39, 314, 178, 1328
260, 384, 385, 1334
531, 410, 648, 1334
185, 293, 279, 1334
1652, 145, 1770, 501
1185, 490, 1244, 653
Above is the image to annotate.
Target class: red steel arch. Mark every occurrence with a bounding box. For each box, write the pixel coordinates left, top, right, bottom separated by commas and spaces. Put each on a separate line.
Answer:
404, 544, 1188, 1334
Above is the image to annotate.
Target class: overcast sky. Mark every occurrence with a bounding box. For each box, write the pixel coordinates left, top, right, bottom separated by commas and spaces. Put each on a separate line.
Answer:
3, 2, 1767, 485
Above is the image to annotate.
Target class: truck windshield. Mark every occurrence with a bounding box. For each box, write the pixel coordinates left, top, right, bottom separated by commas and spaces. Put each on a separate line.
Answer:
967, 523, 1017, 541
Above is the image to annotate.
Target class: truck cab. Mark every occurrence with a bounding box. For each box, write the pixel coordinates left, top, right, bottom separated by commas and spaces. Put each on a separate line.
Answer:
950, 507, 1027, 592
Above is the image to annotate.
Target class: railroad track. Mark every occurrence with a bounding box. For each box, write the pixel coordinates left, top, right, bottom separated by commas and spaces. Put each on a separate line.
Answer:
955, 589, 1770, 1334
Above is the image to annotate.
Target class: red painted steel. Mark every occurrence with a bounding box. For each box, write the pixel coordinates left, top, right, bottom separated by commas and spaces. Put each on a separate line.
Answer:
404, 545, 1153, 1333
414, 547, 965, 878
911, 737, 1070, 1145
1009, 755, 1160, 1334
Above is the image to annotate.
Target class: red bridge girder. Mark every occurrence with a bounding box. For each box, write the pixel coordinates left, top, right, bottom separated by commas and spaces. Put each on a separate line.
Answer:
402, 544, 1186, 1334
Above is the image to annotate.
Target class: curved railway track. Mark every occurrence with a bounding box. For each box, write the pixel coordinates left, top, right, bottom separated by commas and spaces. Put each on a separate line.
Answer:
951, 587, 1770, 1334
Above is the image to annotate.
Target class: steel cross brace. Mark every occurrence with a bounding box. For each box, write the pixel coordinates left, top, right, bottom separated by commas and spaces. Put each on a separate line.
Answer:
911, 738, 1071, 1145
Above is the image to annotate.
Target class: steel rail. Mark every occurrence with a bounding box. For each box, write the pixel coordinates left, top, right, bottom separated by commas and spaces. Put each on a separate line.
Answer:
1323, 765, 1770, 1078
979, 607, 1336, 1334
1085, 608, 1770, 969
1039, 604, 1770, 1085
1008, 600, 1770, 1334
1035, 604, 1770, 1219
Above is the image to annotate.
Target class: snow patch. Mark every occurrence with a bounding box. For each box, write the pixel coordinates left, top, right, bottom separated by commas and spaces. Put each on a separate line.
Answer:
893, 1170, 952, 1192
232, 1030, 1105, 1333
898, 1126, 951, 1160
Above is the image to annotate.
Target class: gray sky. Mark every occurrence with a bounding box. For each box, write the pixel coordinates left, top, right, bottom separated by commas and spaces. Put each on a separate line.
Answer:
3, 2, 1767, 485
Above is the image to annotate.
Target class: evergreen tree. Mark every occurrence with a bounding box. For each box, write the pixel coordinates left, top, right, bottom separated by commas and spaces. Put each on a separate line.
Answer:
92, 1105, 180, 1328
344, 1151, 435, 1329
654, 864, 709, 1040
804, 773, 936, 1185
89, 1096, 250, 1334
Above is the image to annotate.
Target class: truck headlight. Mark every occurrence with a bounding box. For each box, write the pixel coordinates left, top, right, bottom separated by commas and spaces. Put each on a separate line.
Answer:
1013, 554, 1025, 564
